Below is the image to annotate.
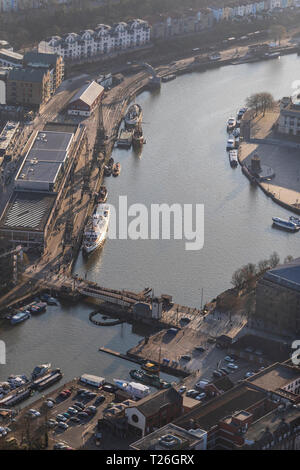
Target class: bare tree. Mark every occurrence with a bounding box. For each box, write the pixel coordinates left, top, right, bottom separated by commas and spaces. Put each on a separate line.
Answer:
269, 24, 286, 45
269, 251, 280, 268
246, 92, 274, 116
284, 255, 294, 264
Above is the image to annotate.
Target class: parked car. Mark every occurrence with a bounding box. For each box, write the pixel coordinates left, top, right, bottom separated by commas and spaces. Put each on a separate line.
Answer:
47, 419, 57, 428
27, 409, 41, 418
186, 389, 198, 397
245, 371, 255, 378
69, 416, 80, 424
195, 392, 206, 400
74, 401, 85, 409
224, 356, 233, 362
77, 412, 89, 419
72, 405, 83, 412
86, 405, 97, 414
178, 386, 186, 394
67, 407, 78, 415
181, 355, 191, 361
57, 422, 69, 430
213, 370, 222, 378
87, 392, 97, 399
56, 414, 67, 422
220, 367, 229, 375
227, 363, 238, 370
63, 412, 71, 419
102, 385, 114, 393
94, 395, 105, 406
194, 346, 205, 353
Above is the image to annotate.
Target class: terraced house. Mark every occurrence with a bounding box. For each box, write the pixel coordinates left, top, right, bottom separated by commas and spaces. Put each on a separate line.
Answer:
38, 19, 151, 61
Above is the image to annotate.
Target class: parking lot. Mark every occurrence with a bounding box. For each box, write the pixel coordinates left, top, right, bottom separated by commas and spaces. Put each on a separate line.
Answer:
11, 379, 115, 450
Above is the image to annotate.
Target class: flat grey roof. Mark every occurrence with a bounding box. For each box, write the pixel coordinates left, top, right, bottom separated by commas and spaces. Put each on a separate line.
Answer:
17, 160, 61, 184
31, 130, 73, 153
264, 257, 300, 292
0, 191, 56, 232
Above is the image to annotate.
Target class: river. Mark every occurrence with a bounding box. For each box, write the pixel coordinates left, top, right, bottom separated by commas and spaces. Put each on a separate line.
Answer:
1, 53, 300, 385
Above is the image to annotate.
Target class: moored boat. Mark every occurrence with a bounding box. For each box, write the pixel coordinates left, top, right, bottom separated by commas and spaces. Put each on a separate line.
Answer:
129, 369, 171, 389
289, 216, 300, 227
272, 217, 299, 232
162, 74, 176, 83
227, 117, 236, 132
10, 311, 31, 325
124, 104, 143, 129
97, 186, 108, 203
31, 363, 51, 380
112, 162, 121, 177
82, 204, 110, 254
229, 150, 238, 168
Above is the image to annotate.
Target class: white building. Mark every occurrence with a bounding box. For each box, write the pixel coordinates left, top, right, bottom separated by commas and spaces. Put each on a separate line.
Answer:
38, 19, 151, 61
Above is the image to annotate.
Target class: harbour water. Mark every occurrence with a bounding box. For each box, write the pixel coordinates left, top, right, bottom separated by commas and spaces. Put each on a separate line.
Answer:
1, 54, 300, 384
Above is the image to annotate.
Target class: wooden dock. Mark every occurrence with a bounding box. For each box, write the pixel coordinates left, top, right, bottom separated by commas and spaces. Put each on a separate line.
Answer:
99, 347, 142, 364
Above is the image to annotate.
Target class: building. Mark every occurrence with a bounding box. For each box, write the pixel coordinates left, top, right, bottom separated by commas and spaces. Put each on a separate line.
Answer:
15, 129, 74, 192
255, 257, 300, 334
125, 387, 183, 437
278, 96, 300, 136
67, 81, 104, 117
0, 123, 82, 250
38, 19, 151, 62
6, 67, 51, 108
0, 49, 23, 68
0, 121, 19, 158
245, 362, 300, 404
23, 51, 64, 94
242, 406, 300, 449
130, 423, 207, 450
174, 383, 271, 449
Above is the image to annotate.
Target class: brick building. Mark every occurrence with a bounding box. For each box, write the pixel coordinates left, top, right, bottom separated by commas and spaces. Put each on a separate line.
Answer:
23, 51, 64, 94
254, 258, 300, 335
6, 67, 51, 108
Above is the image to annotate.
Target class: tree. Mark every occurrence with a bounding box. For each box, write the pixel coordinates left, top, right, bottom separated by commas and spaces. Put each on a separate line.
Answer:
284, 255, 293, 264
246, 92, 274, 117
269, 24, 286, 46
269, 251, 280, 268
258, 259, 270, 273
231, 268, 244, 289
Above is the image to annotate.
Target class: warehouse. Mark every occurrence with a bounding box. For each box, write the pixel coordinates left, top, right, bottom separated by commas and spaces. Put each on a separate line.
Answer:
67, 80, 104, 117
15, 130, 74, 192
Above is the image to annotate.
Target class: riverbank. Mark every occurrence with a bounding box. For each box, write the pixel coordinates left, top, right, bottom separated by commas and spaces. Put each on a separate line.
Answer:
239, 108, 300, 216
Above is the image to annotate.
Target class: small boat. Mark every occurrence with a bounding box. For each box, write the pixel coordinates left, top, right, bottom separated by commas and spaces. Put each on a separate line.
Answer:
29, 302, 47, 314
97, 186, 108, 203
264, 52, 280, 60
272, 217, 299, 232
229, 150, 238, 168
117, 128, 133, 149
46, 297, 57, 306
227, 117, 236, 132
10, 311, 31, 325
132, 127, 145, 148
104, 165, 112, 177
141, 361, 160, 374
226, 136, 235, 151
31, 363, 51, 380
162, 74, 176, 83
233, 128, 240, 138
112, 162, 121, 177
129, 369, 171, 389
124, 104, 143, 129
237, 107, 247, 120
113, 379, 150, 399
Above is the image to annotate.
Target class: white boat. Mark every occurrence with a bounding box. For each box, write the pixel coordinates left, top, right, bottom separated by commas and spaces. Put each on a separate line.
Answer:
31, 364, 51, 380
229, 150, 238, 168
113, 379, 150, 399
226, 135, 235, 150
82, 204, 110, 254
272, 217, 299, 232
227, 117, 236, 131
124, 104, 143, 129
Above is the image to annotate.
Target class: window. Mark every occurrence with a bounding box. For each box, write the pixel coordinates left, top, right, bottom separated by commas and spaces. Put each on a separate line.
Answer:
132, 414, 139, 423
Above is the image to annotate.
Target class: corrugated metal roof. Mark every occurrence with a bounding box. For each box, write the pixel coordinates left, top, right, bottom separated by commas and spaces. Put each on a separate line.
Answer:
69, 80, 104, 107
